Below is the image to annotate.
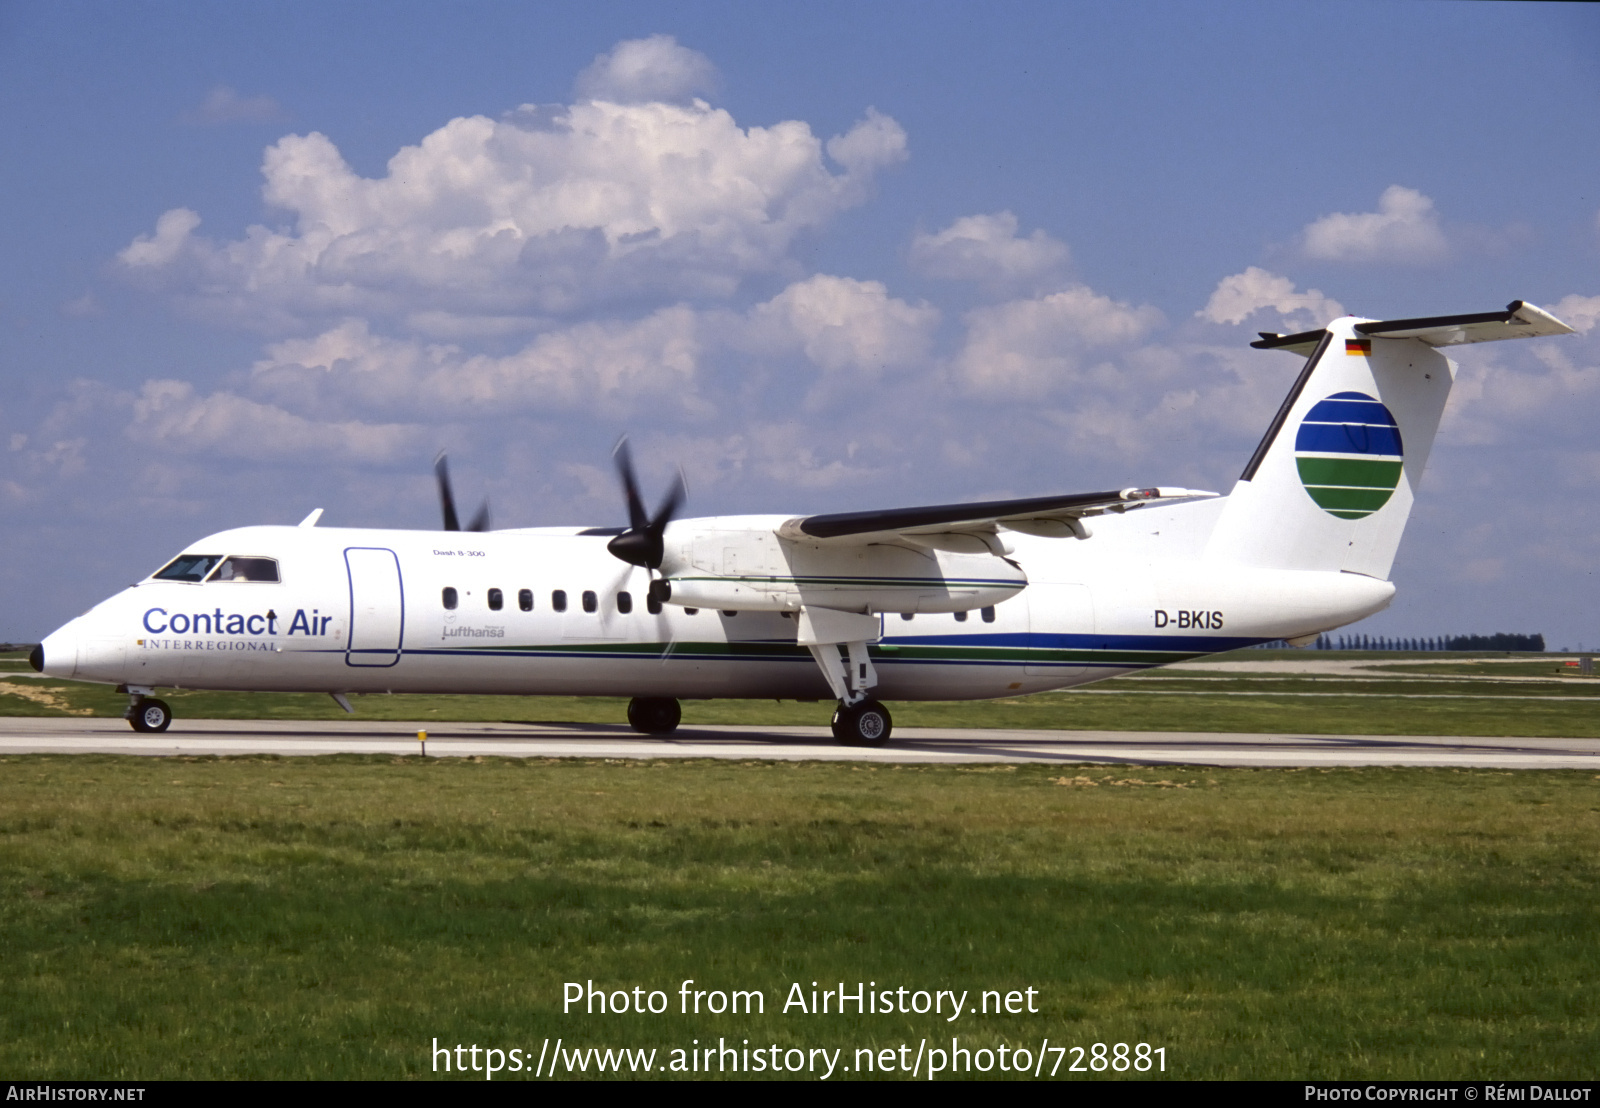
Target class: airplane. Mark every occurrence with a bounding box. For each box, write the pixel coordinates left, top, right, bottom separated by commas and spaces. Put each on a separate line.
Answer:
30, 300, 1575, 746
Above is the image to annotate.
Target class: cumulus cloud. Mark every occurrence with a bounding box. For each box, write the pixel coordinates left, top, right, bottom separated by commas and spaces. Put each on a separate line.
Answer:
952, 286, 1163, 394
129, 379, 414, 463
118, 90, 908, 330
1301, 185, 1449, 264
909, 211, 1069, 287
119, 208, 201, 268
573, 35, 718, 104
1198, 266, 1346, 330
1552, 293, 1600, 334
741, 275, 937, 374
184, 85, 287, 125
249, 308, 710, 421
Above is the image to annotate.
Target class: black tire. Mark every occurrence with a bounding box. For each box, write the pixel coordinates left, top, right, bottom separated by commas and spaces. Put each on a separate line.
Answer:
831, 699, 892, 747
128, 698, 172, 734
627, 696, 682, 735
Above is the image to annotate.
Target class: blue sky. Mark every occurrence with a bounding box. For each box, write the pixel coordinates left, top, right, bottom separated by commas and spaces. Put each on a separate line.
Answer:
3, 1, 1599, 647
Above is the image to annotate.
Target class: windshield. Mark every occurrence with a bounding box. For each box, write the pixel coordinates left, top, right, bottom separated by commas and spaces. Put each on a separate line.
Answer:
207, 556, 280, 583
151, 554, 223, 582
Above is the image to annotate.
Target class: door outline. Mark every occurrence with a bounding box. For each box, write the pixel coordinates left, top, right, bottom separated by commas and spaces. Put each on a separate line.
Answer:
345, 547, 404, 667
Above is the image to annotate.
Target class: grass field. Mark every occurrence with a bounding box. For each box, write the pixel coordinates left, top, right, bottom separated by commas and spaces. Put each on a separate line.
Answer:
3, 651, 1597, 1080
1, 755, 1596, 1080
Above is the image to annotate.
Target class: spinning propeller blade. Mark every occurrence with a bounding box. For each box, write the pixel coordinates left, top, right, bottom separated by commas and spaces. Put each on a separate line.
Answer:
434, 453, 490, 532
606, 438, 685, 571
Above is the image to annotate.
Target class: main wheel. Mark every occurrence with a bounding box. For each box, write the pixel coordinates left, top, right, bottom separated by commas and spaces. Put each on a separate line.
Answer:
128, 698, 172, 733
831, 699, 892, 747
626, 696, 682, 735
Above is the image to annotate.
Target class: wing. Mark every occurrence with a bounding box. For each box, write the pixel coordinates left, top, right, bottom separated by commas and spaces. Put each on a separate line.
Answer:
776, 486, 1217, 548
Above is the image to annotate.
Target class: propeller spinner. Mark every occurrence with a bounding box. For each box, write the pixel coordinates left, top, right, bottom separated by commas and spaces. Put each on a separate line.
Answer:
606, 439, 684, 571
434, 453, 490, 532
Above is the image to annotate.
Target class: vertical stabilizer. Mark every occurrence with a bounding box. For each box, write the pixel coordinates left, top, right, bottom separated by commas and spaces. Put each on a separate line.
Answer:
1206, 301, 1572, 579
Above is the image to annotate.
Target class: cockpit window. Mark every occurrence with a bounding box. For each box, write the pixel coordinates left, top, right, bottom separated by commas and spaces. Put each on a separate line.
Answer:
152, 554, 223, 582
207, 556, 280, 583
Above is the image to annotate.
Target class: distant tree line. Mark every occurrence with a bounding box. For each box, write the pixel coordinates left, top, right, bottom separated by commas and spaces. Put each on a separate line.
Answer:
1305, 633, 1545, 652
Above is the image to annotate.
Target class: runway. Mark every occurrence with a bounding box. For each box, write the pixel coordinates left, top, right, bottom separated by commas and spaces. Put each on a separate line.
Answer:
1, 716, 1596, 768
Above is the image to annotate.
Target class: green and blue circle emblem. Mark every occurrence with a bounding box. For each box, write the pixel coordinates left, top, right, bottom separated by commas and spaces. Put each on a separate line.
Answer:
1294, 391, 1403, 520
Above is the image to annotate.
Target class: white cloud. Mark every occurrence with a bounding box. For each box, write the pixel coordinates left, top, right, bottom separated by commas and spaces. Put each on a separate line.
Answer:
248, 308, 710, 420
184, 85, 287, 125
1552, 293, 1600, 334
129, 379, 414, 463
953, 286, 1163, 393
1301, 185, 1449, 264
573, 35, 718, 104
1198, 266, 1346, 330
118, 208, 200, 268
118, 86, 908, 329
909, 211, 1069, 287
741, 275, 938, 374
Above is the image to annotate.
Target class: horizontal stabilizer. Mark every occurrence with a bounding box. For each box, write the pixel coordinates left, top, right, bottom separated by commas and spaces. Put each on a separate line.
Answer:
1253, 300, 1574, 356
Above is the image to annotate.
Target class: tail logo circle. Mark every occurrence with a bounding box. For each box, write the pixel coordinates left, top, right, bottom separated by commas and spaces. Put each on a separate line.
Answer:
1294, 391, 1403, 519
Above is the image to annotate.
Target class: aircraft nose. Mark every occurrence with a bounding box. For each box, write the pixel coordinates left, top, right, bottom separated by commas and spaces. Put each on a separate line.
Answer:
36, 625, 80, 680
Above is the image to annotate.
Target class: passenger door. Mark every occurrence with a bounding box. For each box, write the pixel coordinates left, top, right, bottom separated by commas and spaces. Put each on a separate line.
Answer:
345, 547, 404, 667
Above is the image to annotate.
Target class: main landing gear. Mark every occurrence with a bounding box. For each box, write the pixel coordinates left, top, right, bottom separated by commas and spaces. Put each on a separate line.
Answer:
799, 609, 895, 747
627, 696, 682, 734
831, 698, 892, 747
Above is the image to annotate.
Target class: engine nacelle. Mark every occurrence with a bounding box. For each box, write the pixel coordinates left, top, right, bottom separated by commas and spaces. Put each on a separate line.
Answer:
660, 522, 1026, 614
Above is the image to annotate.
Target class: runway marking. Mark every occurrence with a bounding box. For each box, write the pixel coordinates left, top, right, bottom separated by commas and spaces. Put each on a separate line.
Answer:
0, 717, 1596, 769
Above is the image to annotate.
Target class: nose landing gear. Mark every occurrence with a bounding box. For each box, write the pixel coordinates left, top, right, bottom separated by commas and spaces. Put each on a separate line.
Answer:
627, 696, 682, 734
126, 696, 173, 733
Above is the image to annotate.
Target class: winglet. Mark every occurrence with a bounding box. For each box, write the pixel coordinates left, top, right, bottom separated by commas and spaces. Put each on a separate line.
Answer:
298, 508, 324, 528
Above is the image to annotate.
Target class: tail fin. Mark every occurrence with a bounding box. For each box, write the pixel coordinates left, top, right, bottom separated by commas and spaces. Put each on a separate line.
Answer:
1205, 301, 1573, 578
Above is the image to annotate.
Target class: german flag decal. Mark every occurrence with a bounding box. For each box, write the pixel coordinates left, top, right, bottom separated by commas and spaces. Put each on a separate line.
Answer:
1294, 391, 1403, 520
1345, 338, 1372, 356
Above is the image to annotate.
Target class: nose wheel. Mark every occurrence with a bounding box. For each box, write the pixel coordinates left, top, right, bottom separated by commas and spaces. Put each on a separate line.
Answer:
127, 697, 172, 733
627, 696, 681, 734
832, 698, 892, 747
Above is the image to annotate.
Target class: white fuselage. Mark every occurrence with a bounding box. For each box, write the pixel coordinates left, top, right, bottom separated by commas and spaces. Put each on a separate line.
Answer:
39, 497, 1393, 703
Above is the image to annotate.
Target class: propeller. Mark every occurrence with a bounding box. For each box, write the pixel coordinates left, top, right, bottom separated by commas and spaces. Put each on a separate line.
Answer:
434, 453, 490, 532
605, 438, 685, 572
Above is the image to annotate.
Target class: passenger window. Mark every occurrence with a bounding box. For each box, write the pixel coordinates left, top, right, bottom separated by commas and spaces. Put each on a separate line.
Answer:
152, 554, 223, 582
442, 587, 458, 610
901, 612, 914, 621
552, 590, 567, 613
518, 588, 533, 612
981, 606, 996, 623
684, 608, 699, 615
488, 588, 503, 611
582, 590, 598, 613
722, 610, 737, 617
616, 591, 632, 614
954, 610, 968, 622
209, 556, 280, 583
647, 594, 662, 615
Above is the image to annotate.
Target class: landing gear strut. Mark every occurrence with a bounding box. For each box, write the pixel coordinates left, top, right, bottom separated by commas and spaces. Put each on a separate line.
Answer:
832, 698, 892, 747
627, 696, 681, 734
127, 696, 172, 733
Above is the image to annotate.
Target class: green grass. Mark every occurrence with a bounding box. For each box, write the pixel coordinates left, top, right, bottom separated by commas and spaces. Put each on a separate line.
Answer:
1, 756, 1596, 1079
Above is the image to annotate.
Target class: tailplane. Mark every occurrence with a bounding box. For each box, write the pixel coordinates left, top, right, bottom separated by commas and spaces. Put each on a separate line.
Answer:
1205, 301, 1573, 578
